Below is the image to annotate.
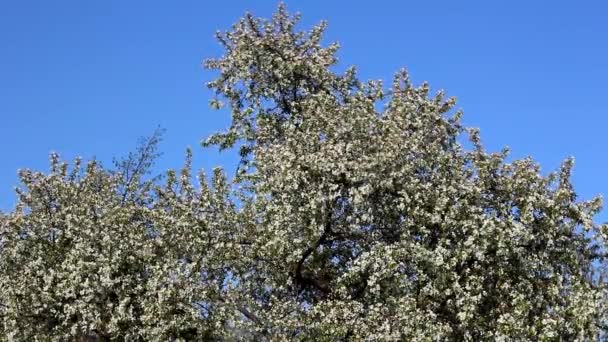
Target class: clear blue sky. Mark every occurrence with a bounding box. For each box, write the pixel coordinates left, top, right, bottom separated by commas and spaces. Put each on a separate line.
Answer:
1, 1, 606, 224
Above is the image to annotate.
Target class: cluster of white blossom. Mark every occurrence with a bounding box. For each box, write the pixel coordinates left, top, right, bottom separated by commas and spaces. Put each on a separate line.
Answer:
0, 4, 606, 340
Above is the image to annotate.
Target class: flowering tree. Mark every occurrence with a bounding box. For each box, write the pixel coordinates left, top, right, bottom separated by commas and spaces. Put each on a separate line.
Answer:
0, 146, 246, 340
1, 4, 607, 341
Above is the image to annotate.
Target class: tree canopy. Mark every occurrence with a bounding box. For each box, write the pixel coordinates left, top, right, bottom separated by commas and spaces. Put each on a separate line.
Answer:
1, 4, 607, 341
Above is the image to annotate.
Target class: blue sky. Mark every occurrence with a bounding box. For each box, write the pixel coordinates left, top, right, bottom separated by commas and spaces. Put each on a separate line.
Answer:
1, 1, 606, 224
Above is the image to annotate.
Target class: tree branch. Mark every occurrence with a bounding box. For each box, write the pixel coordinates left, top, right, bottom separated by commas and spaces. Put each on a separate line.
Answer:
294, 200, 333, 295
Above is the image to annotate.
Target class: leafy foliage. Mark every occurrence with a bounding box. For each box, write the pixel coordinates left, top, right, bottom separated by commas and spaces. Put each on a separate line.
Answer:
0, 4, 606, 340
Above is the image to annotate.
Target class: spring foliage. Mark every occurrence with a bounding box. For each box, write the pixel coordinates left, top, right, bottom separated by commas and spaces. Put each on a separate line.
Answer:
1, 4, 607, 341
